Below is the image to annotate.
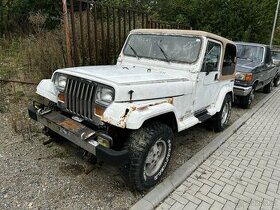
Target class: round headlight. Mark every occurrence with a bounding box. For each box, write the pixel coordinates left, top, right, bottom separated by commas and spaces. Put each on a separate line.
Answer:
96, 86, 114, 106
54, 74, 67, 91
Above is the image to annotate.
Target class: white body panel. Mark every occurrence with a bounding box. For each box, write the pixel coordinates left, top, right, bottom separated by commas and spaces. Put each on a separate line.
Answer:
36, 31, 235, 132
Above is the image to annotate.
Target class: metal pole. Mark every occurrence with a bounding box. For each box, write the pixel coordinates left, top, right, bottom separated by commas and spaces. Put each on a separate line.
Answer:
62, 0, 72, 67
270, 0, 280, 48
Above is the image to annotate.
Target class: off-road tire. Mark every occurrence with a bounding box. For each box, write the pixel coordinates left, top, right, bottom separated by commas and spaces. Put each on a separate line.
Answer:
240, 88, 255, 109
212, 94, 232, 132
263, 81, 272, 93
122, 122, 173, 191
274, 75, 280, 87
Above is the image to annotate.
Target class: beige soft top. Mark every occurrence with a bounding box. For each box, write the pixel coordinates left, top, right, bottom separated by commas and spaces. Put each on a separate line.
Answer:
130, 29, 233, 46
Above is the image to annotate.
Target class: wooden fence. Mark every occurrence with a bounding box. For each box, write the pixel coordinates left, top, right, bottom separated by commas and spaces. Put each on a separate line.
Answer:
68, 0, 191, 66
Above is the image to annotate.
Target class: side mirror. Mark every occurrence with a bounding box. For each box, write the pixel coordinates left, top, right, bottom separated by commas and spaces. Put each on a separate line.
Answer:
273, 59, 280, 66
205, 62, 214, 75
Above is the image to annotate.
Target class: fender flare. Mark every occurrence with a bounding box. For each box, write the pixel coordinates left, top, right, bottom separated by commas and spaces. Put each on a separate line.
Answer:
36, 79, 58, 103
102, 99, 178, 130
215, 86, 233, 112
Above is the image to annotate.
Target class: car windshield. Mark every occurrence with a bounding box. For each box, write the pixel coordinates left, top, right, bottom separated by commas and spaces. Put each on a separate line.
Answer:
236, 44, 264, 62
272, 50, 280, 60
123, 34, 202, 64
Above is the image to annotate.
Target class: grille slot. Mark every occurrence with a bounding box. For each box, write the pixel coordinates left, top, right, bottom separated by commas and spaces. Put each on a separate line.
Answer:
65, 77, 96, 120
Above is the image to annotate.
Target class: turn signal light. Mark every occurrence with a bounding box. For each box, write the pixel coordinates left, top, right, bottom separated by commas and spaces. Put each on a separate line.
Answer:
245, 73, 253, 82
94, 106, 105, 117
58, 93, 65, 103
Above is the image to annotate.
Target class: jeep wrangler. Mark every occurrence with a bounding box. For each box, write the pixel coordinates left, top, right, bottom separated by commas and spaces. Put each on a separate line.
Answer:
28, 29, 236, 191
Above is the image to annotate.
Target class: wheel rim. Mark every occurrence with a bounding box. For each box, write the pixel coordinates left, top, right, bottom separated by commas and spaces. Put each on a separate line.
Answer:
221, 102, 229, 125
144, 138, 167, 177
248, 89, 255, 105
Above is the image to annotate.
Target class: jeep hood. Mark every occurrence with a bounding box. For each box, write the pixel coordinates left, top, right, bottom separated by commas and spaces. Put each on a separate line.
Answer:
236, 59, 262, 73
56, 65, 193, 102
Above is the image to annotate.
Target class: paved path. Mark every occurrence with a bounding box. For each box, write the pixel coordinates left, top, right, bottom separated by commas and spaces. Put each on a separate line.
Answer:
156, 89, 280, 210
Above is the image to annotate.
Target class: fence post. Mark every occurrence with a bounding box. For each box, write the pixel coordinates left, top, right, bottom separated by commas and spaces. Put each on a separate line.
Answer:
62, 0, 72, 67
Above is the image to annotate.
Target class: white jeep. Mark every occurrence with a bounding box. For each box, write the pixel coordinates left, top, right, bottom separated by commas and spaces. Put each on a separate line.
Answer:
28, 29, 236, 191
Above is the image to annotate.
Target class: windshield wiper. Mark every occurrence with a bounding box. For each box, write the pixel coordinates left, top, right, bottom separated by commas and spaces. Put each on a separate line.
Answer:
157, 42, 170, 63
128, 44, 140, 60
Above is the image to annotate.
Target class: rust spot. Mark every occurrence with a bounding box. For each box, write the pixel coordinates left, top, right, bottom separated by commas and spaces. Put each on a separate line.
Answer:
58, 119, 83, 131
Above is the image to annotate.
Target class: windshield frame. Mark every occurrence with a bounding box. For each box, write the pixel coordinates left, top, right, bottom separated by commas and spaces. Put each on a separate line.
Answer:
122, 33, 203, 64
236, 44, 265, 63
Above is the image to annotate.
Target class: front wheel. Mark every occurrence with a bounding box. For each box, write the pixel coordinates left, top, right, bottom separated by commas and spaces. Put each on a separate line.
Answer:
122, 122, 173, 191
212, 94, 232, 132
240, 88, 255, 109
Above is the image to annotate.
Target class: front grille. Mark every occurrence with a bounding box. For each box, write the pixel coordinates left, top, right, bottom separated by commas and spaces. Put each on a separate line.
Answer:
64, 77, 96, 120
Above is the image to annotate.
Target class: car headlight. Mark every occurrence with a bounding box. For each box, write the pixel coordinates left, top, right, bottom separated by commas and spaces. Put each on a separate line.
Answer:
95, 86, 114, 106
54, 74, 67, 91
235, 72, 252, 82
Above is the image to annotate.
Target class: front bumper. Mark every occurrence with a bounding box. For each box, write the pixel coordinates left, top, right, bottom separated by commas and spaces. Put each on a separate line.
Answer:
28, 104, 129, 166
233, 85, 252, 96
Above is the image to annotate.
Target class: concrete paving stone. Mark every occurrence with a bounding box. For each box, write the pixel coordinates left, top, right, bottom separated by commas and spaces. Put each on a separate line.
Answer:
262, 169, 273, 179
208, 177, 226, 187
209, 201, 223, 210
221, 184, 235, 195
210, 184, 223, 195
242, 170, 253, 179
267, 182, 278, 193
261, 199, 274, 210
169, 202, 184, 210
164, 198, 176, 206
186, 183, 201, 196
256, 183, 268, 194
187, 177, 203, 187
211, 170, 223, 180
219, 192, 239, 204
195, 192, 214, 205
170, 193, 189, 205
220, 177, 237, 187
236, 200, 249, 210
245, 183, 257, 194
182, 201, 197, 210
266, 190, 280, 200
182, 192, 201, 205
199, 184, 212, 195
248, 200, 262, 210
231, 191, 251, 203
223, 200, 237, 210
175, 184, 188, 196
196, 201, 211, 210
207, 192, 226, 204
254, 191, 275, 202
234, 183, 246, 195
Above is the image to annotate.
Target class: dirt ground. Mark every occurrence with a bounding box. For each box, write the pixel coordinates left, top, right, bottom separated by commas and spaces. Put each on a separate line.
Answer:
0, 83, 269, 210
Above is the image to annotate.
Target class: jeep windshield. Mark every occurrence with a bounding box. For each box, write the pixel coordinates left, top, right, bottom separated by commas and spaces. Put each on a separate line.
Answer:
123, 34, 202, 64
236, 44, 264, 63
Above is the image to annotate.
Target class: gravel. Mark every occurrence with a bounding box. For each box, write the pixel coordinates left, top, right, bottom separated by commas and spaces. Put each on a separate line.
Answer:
0, 83, 268, 210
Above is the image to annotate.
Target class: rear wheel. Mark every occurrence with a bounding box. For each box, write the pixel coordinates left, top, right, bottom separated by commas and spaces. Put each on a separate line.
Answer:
274, 75, 280, 87
212, 94, 232, 132
240, 88, 255, 109
263, 81, 272, 93
122, 122, 173, 191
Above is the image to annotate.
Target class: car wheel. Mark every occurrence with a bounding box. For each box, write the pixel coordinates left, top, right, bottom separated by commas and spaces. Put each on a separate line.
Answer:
274, 75, 280, 87
240, 88, 255, 109
122, 122, 173, 191
263, 81, 272, 93
212, 94, 232, 132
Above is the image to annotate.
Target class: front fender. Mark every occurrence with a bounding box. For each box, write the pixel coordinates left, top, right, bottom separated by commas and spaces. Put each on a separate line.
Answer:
214, 84, 234, 112
36, 79, 58, 103
102, 98, 177, 129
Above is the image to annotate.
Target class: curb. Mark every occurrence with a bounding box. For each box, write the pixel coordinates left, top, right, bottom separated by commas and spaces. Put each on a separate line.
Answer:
130, 88, 279, 210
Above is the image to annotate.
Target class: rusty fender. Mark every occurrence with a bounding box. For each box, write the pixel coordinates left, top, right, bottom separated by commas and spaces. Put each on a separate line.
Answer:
101, 98, 176, 129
